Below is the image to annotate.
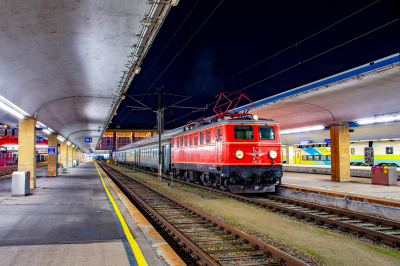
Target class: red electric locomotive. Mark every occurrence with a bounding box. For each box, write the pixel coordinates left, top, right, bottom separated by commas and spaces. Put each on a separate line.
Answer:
171, 93, 282, 193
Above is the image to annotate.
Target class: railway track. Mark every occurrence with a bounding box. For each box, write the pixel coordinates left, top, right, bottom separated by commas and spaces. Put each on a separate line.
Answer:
115, 163, 400, 248
98, 163, 309, 266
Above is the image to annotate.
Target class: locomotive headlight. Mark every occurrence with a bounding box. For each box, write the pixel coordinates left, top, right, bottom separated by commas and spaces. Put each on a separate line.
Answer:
253, 114, 258, 120
235, 149, 244, 159
269, 149, 278, 159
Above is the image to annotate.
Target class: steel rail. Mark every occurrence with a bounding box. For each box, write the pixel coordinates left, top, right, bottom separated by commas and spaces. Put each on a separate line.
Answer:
118, 164, 400, 247
100, 163, 309, 266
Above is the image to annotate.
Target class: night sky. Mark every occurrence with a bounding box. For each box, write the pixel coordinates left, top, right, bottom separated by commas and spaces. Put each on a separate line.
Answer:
110, 0, 399, 130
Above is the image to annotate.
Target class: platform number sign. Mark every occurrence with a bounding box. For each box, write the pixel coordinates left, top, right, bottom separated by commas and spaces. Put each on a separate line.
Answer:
85, 138, 92, 143
37, 137, 43, 142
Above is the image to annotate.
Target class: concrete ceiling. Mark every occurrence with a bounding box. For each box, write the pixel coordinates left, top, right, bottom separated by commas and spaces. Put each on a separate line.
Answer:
0, 0, 170, 150
250, 55, 400, 130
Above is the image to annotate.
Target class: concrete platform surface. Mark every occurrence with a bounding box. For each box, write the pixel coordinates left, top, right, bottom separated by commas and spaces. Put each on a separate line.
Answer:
0, 162, 163, 266
282, 171, 400, 200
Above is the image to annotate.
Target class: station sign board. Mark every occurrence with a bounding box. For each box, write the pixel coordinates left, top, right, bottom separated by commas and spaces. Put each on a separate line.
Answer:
85, 138, 92, 143
37, 137, 43, 142
299, 140, 310, 145
48, 148, 56, 154
325, 139, 331, 144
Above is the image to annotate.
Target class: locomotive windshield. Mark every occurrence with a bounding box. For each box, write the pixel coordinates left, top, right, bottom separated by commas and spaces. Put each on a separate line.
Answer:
234, 126, 254, 139
259, 126, 275, 140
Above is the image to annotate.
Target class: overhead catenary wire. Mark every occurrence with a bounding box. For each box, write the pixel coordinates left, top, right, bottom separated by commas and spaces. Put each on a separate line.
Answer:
140, 17, 399, 130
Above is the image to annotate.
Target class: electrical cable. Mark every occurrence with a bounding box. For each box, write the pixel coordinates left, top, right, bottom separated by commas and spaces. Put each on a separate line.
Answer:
140, 17, 399, 129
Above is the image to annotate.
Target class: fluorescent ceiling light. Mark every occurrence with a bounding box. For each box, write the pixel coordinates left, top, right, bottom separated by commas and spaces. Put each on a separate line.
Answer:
357, 115, 400, 125
37, 122, 46, 128
58, 136, 66, 141
36, 145, 48, 148
48, 128, 54, 132
280, 125, 325, 135
0, 101, 24, 119
0, 95, 30, 119
42, 129, 51, 135
67, 141, 71, 145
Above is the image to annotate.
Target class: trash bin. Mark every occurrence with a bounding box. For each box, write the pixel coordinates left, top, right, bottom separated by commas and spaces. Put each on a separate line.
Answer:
371, 166, 397, 186
12, 171, 30, 196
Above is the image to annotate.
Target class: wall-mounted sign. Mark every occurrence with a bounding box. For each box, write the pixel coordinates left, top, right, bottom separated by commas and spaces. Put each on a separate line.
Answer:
325, 139, 331, 144
85, 138, 92, 143
37, 137, 43, 142
299, 140, 310, 145
37, 149, 47, 154
48, 148, 56, 154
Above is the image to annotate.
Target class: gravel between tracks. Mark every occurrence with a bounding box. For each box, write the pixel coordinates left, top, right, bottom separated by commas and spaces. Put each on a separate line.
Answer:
112, 165, 400, 266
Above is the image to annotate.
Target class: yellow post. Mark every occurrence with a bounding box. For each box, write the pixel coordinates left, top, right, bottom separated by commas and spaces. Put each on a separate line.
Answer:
288, 145, 294, 164
72, 147, 77, 166
330, 124, 351, 182
47, 134, 58, 176
67, 144, 73, 168
60, 141, 68, 169
18, 118, 37, 188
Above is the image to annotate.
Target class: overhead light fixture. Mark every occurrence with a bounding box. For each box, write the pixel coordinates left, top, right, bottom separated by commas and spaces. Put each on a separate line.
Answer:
357, 115, 400, 125
67, 141, 71, 145
48, 128, 54, 133
0, 95, 30, 119
280, 125, 325, 135
134, 67, 141, 74
42, 129, 51, 135
0, 101, 24, 119
58, 135, 66, 142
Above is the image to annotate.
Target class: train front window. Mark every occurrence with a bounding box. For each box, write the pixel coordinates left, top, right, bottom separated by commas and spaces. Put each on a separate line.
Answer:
234, 126, 253, 140
259, 126, 275, 140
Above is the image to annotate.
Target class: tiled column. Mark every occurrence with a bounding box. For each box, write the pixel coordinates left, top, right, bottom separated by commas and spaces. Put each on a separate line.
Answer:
330, 124, 350, 182
18, 118, 37, 188
60, 141, 68, 169
72, 147, 76, 166
67, 144, 73, 168
47, 134, 58, 176
288, 145, 294, 164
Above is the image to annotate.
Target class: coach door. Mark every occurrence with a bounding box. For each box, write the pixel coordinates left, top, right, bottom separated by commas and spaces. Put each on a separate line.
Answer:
216, 127, 222, 166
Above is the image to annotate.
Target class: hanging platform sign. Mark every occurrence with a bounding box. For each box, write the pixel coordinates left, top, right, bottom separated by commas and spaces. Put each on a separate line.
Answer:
37, 137, 43, 142
85, 138, 92, 143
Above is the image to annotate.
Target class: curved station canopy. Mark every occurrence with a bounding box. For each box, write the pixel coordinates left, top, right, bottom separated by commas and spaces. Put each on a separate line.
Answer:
0, 0, 175, 150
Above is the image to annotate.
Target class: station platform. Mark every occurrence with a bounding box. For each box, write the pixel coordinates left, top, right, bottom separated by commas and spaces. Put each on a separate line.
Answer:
280, 171, 400, 221
283, 164, 400, 179
0, 162, 180, 266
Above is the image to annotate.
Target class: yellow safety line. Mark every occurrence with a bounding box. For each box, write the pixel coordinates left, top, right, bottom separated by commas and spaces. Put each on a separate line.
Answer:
94, 162, 148, 266
286, 183, 400, 201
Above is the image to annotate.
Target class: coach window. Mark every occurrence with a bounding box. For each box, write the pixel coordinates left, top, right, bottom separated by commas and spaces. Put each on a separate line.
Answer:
180, 136, 183, 146
189, 135, 193, 146
200, 131, 204, 144
234, 126, 253, 140
194, 133, 198, 145
259, 126, 275, 140
217, 127, 221, 142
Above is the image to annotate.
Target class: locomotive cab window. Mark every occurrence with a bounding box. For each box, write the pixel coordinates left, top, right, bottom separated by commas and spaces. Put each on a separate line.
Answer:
259, 126, 275, 140
234, 126, 253, 140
